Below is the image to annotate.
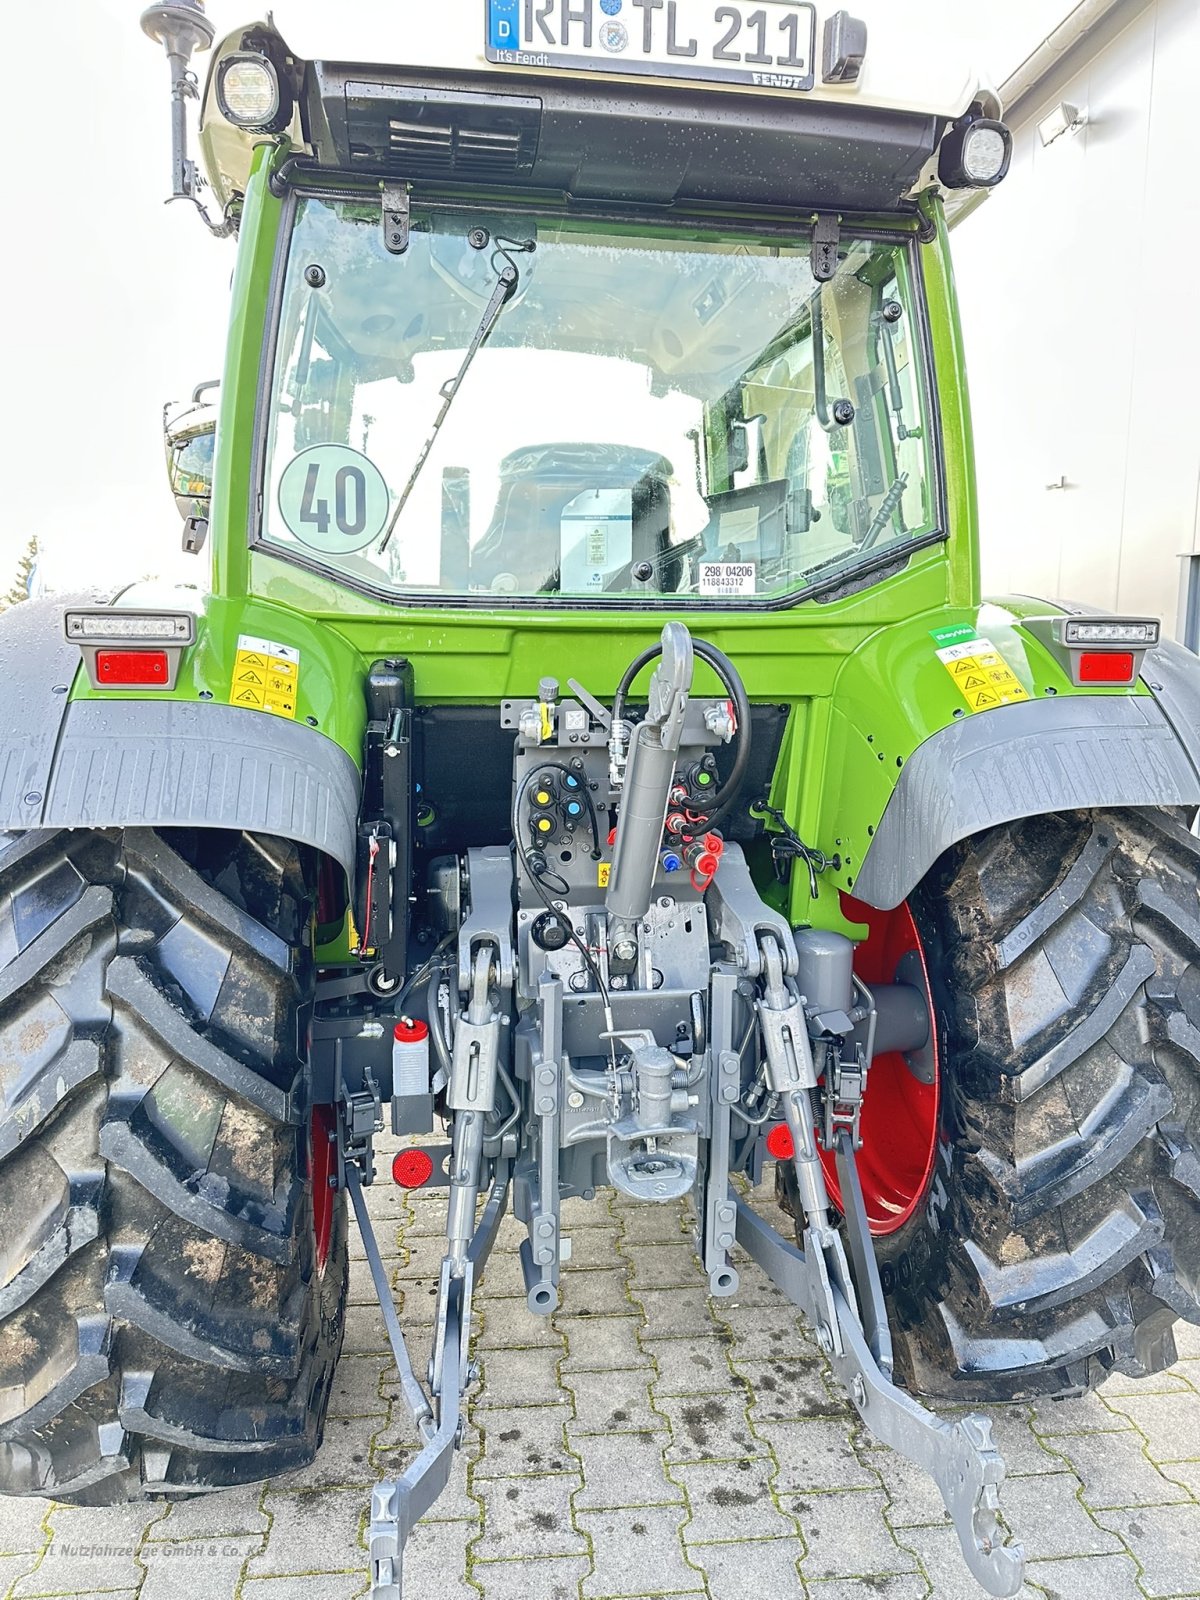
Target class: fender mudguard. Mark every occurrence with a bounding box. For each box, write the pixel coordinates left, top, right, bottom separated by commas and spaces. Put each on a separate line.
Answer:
0, 597, 359, 875
853, 634, 1200, 910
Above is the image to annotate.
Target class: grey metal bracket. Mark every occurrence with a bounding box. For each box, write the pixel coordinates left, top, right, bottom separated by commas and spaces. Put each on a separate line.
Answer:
520, 972, 564, 1314
699, 971, 740, 1296
706, 845, 798, 978
733, 1197, 1025, 1597
337, 1064, 383, 1186
382, 184, 411, 255
344, 1157, 511, 1600
811, 212, 841, 282
457, 847, 516, 994
832, 1129, 892, 1376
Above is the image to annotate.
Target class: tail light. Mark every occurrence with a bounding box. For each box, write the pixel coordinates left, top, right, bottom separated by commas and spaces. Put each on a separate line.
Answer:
1077, 651, 1136, 685
95, 649, 171, 686
64, 609, 194, 691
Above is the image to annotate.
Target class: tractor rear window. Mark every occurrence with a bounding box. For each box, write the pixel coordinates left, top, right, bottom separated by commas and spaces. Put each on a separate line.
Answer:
257, 195, 937, 607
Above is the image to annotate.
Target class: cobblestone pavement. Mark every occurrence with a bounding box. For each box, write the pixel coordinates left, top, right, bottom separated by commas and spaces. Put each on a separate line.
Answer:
3, 1162, 1200, 1599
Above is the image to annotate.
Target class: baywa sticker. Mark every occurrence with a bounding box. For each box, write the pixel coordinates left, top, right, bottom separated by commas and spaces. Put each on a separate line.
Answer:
935, 636, 1029, 714
230, 634, 300, 719
278, 444, 390, 555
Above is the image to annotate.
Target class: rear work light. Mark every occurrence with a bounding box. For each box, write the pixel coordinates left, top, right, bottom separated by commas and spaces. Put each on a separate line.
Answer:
939, 112, 1012, 189
1077, 651, 1136, 685
216, 51, 292, 133
95, 650, 170, 686
65, 609, 194, 691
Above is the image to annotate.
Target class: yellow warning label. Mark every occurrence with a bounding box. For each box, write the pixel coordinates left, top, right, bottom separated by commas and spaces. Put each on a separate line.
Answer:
229, 634, 300, 719
597, 862, 612, 889
935, 637, 1029, 714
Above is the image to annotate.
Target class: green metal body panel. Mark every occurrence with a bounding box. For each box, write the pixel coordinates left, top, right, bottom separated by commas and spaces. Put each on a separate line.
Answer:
70, 152, 1155, 944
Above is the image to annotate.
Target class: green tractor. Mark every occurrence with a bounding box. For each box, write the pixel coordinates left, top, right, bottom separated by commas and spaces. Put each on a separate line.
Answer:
3, 2, 1198, 1593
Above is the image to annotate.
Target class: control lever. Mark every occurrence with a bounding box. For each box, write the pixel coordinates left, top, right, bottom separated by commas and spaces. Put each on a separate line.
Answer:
567, 676, 612, 732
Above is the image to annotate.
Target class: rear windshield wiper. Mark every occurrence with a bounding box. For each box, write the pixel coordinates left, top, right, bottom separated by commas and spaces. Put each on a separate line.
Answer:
379, 237, 534, 554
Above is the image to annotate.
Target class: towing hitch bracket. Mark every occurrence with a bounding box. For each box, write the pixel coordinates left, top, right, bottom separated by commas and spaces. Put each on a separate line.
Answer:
733, 1179, 1026, 1598
343, 1158, 512, 1600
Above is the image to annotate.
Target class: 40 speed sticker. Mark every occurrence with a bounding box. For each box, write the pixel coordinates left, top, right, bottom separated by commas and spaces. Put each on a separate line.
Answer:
230, 634, 300, 719
935, 636, 1029, 714
278, 444, 390, 555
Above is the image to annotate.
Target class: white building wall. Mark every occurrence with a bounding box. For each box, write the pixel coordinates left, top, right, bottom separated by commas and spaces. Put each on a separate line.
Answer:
954, 0, 1200, 639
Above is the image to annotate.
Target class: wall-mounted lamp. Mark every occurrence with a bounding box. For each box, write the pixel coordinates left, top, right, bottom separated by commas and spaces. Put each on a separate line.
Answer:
1037, 101, 1088, 148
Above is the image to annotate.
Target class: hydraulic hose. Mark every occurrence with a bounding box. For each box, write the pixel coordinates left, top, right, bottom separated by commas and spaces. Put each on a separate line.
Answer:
612, 638, 751, 826
427, 965, 453, 1086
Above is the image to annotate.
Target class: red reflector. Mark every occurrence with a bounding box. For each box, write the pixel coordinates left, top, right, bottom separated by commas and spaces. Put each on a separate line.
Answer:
766, 1123, 794, 1161
392, 1149, 435, 1189
1078, 650, 1135, 684
95, 649, 169, 685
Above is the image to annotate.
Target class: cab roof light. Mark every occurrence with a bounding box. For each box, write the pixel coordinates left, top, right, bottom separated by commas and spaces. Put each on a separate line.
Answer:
939, 112, 1012, 190
216, 49, 292, 134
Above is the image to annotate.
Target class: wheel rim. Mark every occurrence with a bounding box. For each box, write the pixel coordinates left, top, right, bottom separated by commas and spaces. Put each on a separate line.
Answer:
310, 1105, 336, 1274
817, 893, 940, 1236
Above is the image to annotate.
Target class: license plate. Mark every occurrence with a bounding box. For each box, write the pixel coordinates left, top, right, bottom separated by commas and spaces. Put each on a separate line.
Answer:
485, 0, 817, 92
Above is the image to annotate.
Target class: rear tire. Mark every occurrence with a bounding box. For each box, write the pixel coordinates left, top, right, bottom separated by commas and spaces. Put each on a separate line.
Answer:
0, 827, 347, 1501
781, 806, 1200, 1403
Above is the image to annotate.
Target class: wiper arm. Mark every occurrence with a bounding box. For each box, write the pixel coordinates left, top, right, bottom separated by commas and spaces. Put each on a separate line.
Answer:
810, 290, 854, 436
379, 242, 531, 554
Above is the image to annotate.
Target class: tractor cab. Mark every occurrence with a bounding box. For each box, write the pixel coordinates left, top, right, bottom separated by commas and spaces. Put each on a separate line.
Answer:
171, 1, 1009, 618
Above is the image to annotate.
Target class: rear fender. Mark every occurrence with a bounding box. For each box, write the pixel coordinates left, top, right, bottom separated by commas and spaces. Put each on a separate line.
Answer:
0, 597, 361, 877
842, 604, 1200, 911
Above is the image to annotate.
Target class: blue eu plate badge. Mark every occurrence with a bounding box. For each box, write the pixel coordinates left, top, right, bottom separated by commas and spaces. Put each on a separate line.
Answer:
488, 0, 520, 52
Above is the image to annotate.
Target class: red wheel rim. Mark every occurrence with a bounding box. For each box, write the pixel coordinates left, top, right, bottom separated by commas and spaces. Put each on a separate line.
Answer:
310, 1105, 336, 1274
817, 894, 940, 1236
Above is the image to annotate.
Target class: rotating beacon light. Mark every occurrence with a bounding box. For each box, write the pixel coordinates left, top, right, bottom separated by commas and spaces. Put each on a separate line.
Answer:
140, 1, 236, 234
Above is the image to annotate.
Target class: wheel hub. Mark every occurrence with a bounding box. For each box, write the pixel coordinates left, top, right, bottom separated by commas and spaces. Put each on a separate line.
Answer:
820, 895, 940, 1236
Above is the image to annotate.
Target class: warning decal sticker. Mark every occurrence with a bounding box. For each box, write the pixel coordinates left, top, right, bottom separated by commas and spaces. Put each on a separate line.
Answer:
230, 634, 300, 719
935, 637, 1029, 714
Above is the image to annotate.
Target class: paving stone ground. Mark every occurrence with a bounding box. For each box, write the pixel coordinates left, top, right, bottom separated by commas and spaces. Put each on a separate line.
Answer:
4, 1157, 1200, 1600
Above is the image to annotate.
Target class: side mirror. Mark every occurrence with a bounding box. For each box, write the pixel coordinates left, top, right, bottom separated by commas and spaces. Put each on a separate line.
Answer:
163, 381, 218, 553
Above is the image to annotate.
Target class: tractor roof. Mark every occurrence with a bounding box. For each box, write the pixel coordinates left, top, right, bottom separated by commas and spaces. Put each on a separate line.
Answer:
198, 1, 998, 218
